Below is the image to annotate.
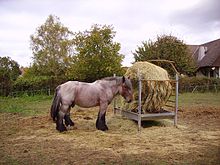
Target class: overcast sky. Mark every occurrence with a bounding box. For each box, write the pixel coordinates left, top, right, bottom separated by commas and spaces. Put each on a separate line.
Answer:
0, 0, 219, 67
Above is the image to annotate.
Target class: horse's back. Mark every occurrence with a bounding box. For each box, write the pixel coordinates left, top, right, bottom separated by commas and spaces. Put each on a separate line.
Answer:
58, 81, 103, 107
74, 81, 103, 107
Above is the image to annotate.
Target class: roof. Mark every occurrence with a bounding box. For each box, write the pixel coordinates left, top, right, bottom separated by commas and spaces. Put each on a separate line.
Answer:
188, 38, 220, 68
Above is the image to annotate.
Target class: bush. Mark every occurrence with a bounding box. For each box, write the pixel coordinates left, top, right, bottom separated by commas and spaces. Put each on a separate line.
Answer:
179, 77, 220, 92
12, 76, 65, 96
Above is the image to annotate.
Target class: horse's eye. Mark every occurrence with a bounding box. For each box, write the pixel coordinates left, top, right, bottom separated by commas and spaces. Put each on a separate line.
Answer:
124, 86, 130, 90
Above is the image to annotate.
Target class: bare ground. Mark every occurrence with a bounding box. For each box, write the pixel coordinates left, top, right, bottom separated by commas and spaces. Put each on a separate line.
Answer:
0, 106, 219, 165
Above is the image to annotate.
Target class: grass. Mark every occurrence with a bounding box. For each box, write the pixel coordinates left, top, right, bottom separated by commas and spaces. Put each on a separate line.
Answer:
178, 92, 220, 108
0, 92, 220, 116
0, 95, 52, 116
0, 93, 219, 164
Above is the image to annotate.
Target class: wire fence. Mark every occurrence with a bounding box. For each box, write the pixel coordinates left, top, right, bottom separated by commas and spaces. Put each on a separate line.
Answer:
179, 84, 220, 93
0, 84, 219, 98
6, 88, 54, 97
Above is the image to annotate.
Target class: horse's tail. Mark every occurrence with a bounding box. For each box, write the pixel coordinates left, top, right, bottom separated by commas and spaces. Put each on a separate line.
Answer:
50, 85, 61, 122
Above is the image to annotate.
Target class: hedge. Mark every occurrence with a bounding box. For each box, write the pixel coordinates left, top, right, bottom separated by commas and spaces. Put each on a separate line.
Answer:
179, 77, 220, 92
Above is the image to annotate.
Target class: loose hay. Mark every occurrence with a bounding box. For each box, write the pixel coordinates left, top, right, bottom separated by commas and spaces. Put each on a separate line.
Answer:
123, 61, 173, 113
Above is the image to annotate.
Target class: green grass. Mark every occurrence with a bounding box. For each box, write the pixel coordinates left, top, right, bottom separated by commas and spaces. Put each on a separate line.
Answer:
0, 92, 220, 116
178, 92, 220, 108
0, 95, 52, 116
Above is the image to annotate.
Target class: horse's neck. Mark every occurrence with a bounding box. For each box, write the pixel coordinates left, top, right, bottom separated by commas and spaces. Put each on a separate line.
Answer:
100, 79, 120, 96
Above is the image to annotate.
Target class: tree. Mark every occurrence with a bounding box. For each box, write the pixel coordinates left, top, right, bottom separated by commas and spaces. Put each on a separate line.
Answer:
0, 56, 21, 96
30, 15, 74, 79
133, 35, 196, 76
67, 24, 124, 82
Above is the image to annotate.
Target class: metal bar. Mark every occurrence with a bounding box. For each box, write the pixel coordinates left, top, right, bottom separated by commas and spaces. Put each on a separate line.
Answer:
174, 73, 179, 126
141, 112, 175, 121
141, 79, 174, 82
121, 110, 139, 121
147, 59, 179, 75
148, 59, 175, 63
138, 69, 142, 132
121, 110, 175, 121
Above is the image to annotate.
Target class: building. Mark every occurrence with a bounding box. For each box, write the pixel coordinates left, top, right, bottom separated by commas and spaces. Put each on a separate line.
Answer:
188, 38, 220, 78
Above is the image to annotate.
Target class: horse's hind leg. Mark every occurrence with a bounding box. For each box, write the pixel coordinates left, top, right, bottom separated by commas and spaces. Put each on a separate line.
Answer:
64, 107, 75, 127
56, 104, 69, 132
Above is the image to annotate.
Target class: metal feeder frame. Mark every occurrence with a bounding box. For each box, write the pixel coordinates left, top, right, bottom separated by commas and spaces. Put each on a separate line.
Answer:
114, 60, 179, 131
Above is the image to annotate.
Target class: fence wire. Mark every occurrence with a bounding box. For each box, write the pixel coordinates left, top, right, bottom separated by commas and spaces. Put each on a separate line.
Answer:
4, 88, 54, 97
179, 84, 220, 93
0, 84, 219, 97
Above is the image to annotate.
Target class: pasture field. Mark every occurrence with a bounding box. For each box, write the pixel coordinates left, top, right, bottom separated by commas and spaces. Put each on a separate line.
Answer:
0, 93, 220, 164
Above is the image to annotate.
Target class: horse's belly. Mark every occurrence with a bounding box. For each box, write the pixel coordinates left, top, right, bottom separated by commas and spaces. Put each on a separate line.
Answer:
75, 100, 99, 108
74, 93, 99, 108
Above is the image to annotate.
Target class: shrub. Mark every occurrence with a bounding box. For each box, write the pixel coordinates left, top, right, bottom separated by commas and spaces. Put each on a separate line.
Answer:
179, 77, 220, 92
12, 76, 65, 96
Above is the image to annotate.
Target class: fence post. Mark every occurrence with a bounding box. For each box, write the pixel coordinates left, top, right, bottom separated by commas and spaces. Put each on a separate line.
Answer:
48, 88, 51, 96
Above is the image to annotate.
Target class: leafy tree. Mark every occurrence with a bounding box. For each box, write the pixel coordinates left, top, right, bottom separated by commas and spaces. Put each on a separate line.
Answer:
0, 56, 21, 96
30, 15, 74, 79
67, 24, 124, 82
133, 35, 196, 76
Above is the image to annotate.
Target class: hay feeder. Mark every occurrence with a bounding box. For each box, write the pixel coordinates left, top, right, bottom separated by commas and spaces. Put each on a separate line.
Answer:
114, 60, 179, 131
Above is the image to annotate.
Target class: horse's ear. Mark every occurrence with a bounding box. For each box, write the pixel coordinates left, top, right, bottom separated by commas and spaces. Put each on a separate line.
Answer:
122, 76, 125, 83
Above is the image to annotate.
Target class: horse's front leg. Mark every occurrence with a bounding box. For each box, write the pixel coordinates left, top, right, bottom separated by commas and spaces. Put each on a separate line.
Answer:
96, 102, 108, 131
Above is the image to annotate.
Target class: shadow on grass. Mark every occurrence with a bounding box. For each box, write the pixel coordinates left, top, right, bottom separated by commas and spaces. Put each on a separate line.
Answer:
132, 120, 166, 128
142, 120, 166, 128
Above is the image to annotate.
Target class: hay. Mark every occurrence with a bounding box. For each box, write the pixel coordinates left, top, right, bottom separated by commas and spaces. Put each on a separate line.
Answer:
123, 61, 173, 113
125, 61, 170, 80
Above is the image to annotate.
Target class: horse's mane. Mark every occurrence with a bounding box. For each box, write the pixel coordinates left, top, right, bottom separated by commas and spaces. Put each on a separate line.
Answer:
101, 76, 122, 85
102, 77, 118, 81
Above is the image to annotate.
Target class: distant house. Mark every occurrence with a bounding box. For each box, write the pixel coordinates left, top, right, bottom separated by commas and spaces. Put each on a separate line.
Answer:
188, 39, 220, 78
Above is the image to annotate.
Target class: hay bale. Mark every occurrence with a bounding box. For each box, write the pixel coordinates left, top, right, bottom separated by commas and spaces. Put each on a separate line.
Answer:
123, 61, 172, 113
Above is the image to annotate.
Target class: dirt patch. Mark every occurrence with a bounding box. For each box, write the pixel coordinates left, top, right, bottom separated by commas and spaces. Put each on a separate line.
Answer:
0, 107, 220, 164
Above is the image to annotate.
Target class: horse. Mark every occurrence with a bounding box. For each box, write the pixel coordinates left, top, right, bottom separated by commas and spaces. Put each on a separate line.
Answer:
50, 76, 133, 132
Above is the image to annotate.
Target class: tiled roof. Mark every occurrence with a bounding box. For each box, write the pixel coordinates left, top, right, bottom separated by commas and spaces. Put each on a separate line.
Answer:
188, 38, 220, 68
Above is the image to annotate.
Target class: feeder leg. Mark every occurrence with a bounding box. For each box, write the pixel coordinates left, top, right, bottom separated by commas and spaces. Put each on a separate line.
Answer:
138, 72, 142, 132
174, 73, 179, 127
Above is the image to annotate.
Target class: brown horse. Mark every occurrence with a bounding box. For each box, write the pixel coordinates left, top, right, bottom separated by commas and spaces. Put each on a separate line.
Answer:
50, 76, 133, 132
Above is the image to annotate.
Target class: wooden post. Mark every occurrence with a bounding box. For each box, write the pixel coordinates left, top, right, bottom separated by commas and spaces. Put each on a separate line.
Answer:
138, 69, 142, 132
48, 87, 51, 96
174, 73, 179, 126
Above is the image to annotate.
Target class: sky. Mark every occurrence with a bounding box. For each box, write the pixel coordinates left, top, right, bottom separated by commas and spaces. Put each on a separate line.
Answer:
0, 0, 220, 67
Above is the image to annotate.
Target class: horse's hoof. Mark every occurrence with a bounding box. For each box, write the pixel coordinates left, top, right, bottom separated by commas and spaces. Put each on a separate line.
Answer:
67, 125, 77, 130
97, 125, 108, 131
59, 127, 67, 132
65, 122, 75, 127
69, 122, 75, 127
65, 121, 75, 127
56, 125, 67, 132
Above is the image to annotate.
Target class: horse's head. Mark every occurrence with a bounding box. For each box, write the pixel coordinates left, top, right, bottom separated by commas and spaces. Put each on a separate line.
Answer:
119, 76, 133, 103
